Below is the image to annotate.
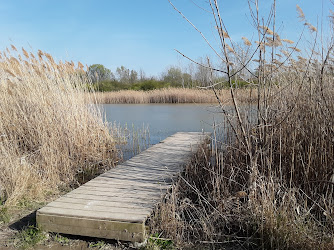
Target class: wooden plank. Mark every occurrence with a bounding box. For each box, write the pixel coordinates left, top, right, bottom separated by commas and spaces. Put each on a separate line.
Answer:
65, 189, 164, 200
63, 193, 161, 204
55, 196, 153, 209
37, 214, 147, 232
95, 175, 174, 184
85, 180, 170, 190
37, 214, 147, 242
58, 194, 155, 207
37, 132, 211, 242
38, 207, 147, 222
91, 176, 171, 185
71, 185, 166, 195
45, 201, 152, 214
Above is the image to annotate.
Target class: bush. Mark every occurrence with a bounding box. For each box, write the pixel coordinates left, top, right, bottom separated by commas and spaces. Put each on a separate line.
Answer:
93, 80, 130, 92
131, 80, 169, 91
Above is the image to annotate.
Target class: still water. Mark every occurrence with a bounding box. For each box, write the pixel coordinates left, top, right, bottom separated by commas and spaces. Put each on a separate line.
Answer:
99, 103, 254, 160
100, 103, 223, 145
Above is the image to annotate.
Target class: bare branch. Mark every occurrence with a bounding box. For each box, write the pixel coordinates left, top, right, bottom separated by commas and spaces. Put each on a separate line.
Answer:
175, 49, 228, 74
168, 0, 225, 62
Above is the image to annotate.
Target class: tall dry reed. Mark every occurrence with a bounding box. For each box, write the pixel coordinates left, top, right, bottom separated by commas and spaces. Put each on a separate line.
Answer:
150, 1, 334, 249
0, 46, 118, 206
87, 88, 254, 104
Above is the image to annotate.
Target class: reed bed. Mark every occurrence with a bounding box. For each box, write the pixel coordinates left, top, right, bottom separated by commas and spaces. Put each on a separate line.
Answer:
0, 46, 118, 206
87, 87, 255, 104
151, 76, 334, 249
149, 1, 334, 249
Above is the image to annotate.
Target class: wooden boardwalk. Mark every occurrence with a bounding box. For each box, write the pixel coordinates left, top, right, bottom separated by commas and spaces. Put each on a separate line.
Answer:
37, 132, 210, 242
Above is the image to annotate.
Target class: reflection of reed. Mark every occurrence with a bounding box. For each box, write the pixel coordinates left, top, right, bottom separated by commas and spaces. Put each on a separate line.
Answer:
110, 122, 150, 162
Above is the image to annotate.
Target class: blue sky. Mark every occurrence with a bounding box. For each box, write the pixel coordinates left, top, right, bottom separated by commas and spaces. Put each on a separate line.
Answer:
0, 0, 331, 76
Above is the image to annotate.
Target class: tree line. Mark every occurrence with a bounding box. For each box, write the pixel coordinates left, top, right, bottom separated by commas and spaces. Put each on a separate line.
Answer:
87, 61, 250, 92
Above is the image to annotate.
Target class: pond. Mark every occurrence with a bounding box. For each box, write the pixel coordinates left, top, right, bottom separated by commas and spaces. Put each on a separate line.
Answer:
101, 103, 223, 142
100, 103, 225, 159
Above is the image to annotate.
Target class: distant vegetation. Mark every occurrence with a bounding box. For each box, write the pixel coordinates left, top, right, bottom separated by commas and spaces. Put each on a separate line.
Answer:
89, 87, 254, 104
87, 63, 251, 92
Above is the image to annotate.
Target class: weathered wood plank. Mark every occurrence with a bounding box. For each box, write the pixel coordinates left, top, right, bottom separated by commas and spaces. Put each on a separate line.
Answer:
38, 207, 147, 222
37, 215, 147, 242
60, 194, 159, 206
45, 201, 152, 214
67, 189, 164, 200
55, 196, 153, 209
82, 181, 169, 191
37, 132, 210, 242
63, 193, 161, 204
70, 185, 166, 195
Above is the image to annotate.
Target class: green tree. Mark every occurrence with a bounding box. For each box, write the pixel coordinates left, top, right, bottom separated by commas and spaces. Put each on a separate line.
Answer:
194, 58, 211, 87
162, 66, 183, 87
130, 69, 138, 84
88, 64, 114, 83
182, 72, 192, 88
116, 66, 130, 83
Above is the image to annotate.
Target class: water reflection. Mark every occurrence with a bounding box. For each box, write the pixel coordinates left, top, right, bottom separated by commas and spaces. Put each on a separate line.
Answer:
101, 104, 221, 144
99, 103, 255, 160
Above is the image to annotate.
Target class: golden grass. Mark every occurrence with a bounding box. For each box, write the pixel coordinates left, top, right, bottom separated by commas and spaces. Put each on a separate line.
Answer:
87, 87, 255, 104
0, 46, 118, 206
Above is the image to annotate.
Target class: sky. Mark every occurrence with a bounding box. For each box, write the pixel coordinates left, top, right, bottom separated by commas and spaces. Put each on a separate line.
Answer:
0, 0, 332, 77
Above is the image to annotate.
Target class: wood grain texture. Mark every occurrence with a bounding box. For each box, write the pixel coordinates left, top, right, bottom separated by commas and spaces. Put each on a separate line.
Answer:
37, 132, 210, 242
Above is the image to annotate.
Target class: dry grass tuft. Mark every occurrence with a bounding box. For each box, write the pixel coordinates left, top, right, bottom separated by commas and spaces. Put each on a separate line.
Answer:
296, 4, 305, 21
259, 25, 274, 35
0, 46, 119, 206
242, 36, 252, 46
282, 39, 294, 44
226, 44, 234, 53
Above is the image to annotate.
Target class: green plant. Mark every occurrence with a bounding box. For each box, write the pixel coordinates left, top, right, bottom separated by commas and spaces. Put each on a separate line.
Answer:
89, 240, 107, 248
131, 80, 168, 91
53, 233, 70, 245
94, 80, 131, 92
17, 226, 46, 249
0, 206, 10, 224
147, 233, 174, 249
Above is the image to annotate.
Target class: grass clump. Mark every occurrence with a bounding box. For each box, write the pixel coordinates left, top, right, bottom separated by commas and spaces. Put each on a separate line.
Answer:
146, 233, 175, 250
16, 225, 46, 249
52, 233, 70, 246
0, 46, 119, 207
88, 240, 107, 248
0, 206, 10, 224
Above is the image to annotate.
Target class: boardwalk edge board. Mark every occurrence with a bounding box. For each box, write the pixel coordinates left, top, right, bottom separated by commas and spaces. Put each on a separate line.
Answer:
37, 132, 211, 242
